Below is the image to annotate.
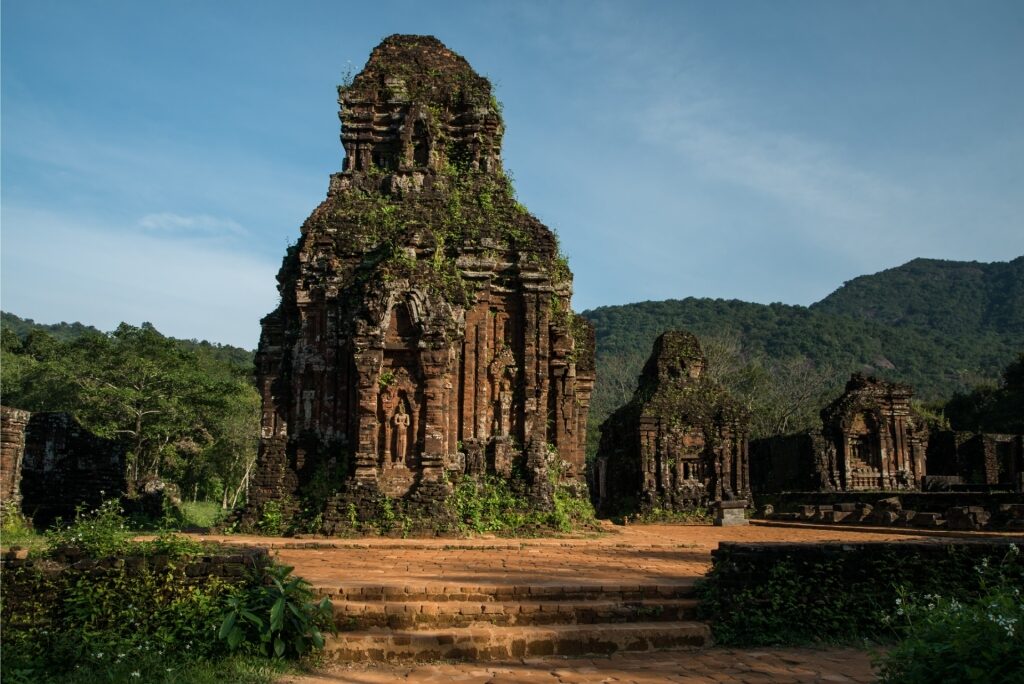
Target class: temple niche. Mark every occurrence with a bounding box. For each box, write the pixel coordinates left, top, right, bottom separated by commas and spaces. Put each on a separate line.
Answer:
592, 332, 750, 515
242, 35, 593, 531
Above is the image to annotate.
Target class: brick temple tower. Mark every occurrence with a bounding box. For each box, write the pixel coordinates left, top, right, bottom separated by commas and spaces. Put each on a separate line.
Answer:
244, 36, 594, 529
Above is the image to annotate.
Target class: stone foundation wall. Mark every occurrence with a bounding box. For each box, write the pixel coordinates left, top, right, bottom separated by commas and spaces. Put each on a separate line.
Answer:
757, 491, 1024, 530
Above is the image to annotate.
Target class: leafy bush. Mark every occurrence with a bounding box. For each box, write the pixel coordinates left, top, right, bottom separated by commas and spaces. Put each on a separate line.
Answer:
446, 465, 597, 536
256, 500, 286, 536
0, 499, 310, 682
1, 558, 234, 681
876, 547, 1024, 683
42, 498, 210, 559
448, 474, 533, 535
219, 564, 333, 659
45, 499, 135, 557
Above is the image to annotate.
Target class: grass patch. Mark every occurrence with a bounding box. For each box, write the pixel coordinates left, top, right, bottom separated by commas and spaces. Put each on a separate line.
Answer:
0, 510, 47, 554
3, 653, 290, 684
180, 500, 228, 529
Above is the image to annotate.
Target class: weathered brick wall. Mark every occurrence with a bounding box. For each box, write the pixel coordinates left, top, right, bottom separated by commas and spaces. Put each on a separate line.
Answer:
1, 406, 30, 517
18, 412, 127, 525
749, 433, 821, 494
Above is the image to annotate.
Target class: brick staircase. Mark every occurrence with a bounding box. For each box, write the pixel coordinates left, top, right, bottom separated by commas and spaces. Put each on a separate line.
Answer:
312, 581, 711, 661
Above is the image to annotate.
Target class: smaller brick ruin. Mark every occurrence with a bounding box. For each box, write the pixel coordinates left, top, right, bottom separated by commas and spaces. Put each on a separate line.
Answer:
751, 374, 929, 493
592, 331, 750, 515
926, 431, 1023, 490
0, 406, 126, 525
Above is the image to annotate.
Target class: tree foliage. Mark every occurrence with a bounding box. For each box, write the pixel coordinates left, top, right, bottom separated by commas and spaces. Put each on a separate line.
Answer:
0, 315, 258, 507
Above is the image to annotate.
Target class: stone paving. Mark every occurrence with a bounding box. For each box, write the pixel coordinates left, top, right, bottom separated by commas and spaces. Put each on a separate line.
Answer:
204, 521, 947, 592
280, 647, 878, 683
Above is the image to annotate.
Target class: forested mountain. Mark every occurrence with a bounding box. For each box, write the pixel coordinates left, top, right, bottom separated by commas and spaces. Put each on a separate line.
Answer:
811, 256, 1024, 337
581, 257, 1023, 447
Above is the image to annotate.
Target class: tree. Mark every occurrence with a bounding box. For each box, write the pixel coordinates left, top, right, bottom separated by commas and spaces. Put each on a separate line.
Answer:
1, 322, 260, 502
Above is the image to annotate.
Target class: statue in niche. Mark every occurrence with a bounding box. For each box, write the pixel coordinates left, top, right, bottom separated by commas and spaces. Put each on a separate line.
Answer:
497, 378, 513, 437
488, 347, 516, 439
392, 402, 410, 466
379, 384, 398, 463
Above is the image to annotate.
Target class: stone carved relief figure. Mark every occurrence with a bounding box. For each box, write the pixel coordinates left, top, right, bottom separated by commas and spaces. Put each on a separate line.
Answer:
488, 347, 516, 439
497, 378, 513, 437
379, 384, 397, 464
393, 402, 410, 466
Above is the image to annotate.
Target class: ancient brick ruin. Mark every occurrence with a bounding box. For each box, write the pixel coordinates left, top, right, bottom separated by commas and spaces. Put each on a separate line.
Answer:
592, 332, 750, 515
244, 35, 593, 530
750, 374, 929, 493
926, 431, 1023, 490
0, 406, 29, 521
0, 406, 127, 525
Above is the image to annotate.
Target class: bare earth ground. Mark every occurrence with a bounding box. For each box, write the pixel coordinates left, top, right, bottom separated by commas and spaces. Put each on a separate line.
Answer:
200, 523, 1022, 683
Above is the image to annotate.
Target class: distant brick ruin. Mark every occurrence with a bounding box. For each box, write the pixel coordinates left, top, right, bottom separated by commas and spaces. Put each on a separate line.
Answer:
592, 332, 750, 515
0, 406, 126, 525
243, 35, 593, 530
751, 374, 929, 493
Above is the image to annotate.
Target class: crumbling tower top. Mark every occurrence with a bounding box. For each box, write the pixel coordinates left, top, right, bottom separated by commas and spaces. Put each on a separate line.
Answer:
338, 34, 503, 176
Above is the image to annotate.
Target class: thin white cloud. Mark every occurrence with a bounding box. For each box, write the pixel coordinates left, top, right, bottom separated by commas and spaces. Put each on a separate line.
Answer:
644, 108, 908, 228
1, 205, 278, 348
138, 212, 247, 237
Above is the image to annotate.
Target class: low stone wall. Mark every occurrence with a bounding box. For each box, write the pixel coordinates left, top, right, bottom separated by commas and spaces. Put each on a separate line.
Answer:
758, 491, 1024, 530
698, 538, 1024, 644
0, 546, 269, 622
709, 539, 1024, 591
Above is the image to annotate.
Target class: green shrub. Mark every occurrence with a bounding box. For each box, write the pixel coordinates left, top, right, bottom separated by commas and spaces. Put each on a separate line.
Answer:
219, 564, 333, 659
256, 500, 286, 536
447, 474, 533, 535
45, 499, 135, 557
1, 558, 234, 680
876, 548, 1024, 683
875, 585, 1024, 683
3, 652, 285, 684
446, 468, 597, 536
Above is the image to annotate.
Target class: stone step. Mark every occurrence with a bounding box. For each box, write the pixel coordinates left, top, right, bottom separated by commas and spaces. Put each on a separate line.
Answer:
312, 582, 697, 603
333, 598, 700, 630
324, 621, 712, 662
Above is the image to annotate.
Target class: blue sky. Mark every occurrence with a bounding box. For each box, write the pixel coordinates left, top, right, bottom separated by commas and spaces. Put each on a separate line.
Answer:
3, 1, 1022, 348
